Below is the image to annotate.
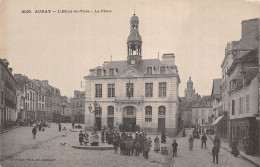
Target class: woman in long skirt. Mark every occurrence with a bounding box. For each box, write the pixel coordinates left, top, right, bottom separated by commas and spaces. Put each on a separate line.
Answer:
154, 136, 160, 152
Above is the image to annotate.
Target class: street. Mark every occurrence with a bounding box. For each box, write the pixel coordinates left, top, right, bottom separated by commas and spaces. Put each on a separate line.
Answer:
0, 124, 256, 167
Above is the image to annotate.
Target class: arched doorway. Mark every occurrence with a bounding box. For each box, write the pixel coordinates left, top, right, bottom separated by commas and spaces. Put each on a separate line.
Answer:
107, 106, 114, 130
123, 106, 136, 132
158, 106, 166, 132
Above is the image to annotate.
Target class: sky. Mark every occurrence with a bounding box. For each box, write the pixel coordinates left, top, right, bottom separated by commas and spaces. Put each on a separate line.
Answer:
1, 0, 260, 97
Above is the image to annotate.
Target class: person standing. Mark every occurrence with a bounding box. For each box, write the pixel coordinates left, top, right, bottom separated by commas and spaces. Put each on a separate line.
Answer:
212, 143, 220, 164
72, 122, 75, 129
58, 123, 62, 132
189, 135, 194, 151
201, 133, 207, 148
161, 131, 166, 143
101, 129, 105, 143
154, 136, 160, 152
172, 139, 178, 157
62, 127, 67, 137
32, 126, 37, 139
79, 130, 84, 145
213, 135, 221, 149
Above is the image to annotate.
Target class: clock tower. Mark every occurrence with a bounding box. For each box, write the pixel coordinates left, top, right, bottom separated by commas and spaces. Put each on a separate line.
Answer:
127, 13, 142, 65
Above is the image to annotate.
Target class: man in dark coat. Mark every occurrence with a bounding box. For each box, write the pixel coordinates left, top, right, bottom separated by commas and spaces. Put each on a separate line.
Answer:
101, 129, 105, 143
212, 144, 220, 164
32, 126, 37, 139
161, 131, 166, 143
201, 133, 207, 148
79, 130, 84, 145
172, 139, 178, 157
58, 123, 61, 132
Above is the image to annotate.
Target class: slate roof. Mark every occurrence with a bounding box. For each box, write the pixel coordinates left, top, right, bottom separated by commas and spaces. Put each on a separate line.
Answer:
85, 59, 177, 77
211, 79, 222, 98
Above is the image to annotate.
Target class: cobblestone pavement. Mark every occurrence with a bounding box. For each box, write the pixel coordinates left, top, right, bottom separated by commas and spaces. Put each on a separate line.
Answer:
164, 129, 256, 167
0, 125, 256, 167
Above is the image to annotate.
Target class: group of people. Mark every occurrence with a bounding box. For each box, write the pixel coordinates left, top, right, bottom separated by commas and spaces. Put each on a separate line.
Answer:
185, 127, 221, 164
31, 121, 50, 139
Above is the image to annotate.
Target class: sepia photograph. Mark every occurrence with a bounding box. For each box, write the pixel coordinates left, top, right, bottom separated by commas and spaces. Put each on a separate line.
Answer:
0, 0, 260, 166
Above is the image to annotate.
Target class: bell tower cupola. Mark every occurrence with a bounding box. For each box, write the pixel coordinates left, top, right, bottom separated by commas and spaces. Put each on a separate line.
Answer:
127, 13, 142, 65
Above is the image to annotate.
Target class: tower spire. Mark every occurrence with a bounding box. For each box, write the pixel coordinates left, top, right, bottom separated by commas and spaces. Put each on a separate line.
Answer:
134, 6, 135, 15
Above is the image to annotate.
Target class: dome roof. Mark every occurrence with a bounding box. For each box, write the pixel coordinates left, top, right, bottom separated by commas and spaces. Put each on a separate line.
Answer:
130, 14, 139, 23
187, 77, 193, 84
127, 29, 142, 42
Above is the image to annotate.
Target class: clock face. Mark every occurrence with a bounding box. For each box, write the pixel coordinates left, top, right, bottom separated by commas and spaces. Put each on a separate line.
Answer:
131, 60, 136, 65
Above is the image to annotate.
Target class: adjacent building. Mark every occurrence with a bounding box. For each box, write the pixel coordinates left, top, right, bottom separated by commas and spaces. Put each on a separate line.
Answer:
15, 74, 63, 123
71, 90, 85, 123
84, 13, 181, 135
191, 96, 213, 127
217, 18, 259, 155
0, 59, 17, 126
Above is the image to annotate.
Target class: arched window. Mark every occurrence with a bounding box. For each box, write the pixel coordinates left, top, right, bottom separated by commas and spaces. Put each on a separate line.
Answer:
145, 106, 152, 116
158, 106, 166, 115
108, 106, 114, 115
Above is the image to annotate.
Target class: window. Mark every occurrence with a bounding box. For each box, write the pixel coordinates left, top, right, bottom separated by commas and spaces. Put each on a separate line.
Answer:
246, 95, 249, 113
80, 101, 82, 107
145, 106, 152, 116
42, 96, 44, 102
95, 107, 102, 116
158, 106, 166, 115
145, 118, 152, 122
145, 83, 153, 97
232, 100, 235, 115
109, 68, 114, 76
108, 84, 115, 97
76, 102, 78, 107
108, 106, 114, 115
159, 82, 167, 97
126, 83, 134, 97
42, 104, 44, 110
127, 106, 134, 115
147, 67, 152, 75
160, 66, 165, 74
95, 84, 102, 98
97, 69, 101, 76
39, 95, 41, 101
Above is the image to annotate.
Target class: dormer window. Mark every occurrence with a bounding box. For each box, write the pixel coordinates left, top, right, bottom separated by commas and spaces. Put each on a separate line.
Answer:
97, 69, 101, 76
109, 68, 114, 76
160, 66, 165, 74
147, 67, 152, 75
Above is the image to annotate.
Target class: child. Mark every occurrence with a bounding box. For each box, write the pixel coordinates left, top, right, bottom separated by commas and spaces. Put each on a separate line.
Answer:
172, 139, 178, 157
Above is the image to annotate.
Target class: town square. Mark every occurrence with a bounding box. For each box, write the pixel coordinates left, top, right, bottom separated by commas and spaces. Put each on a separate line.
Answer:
1, 0, 260, 167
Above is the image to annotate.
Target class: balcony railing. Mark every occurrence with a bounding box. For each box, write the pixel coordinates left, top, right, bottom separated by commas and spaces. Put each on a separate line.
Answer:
114, 96, 144, 103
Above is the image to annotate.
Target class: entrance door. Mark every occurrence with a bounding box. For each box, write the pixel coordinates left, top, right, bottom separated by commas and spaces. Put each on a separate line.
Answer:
158, 118, 165, 132
107, 117, 114, 129
123, 118, 136, 132
95, 118, 102, 131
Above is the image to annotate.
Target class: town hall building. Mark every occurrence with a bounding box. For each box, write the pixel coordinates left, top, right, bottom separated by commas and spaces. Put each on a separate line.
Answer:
84, 13, 180, 135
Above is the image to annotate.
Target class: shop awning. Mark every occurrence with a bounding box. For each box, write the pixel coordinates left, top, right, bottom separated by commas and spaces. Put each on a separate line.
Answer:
212, 115, 224, 126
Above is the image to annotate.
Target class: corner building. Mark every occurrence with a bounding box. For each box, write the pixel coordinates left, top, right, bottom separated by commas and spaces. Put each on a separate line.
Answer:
84, 14, 180, 135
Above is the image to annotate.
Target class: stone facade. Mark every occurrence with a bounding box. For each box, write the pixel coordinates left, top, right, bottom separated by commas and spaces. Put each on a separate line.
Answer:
71, 90, 85, 123
84, 14, 180, 135
0, 59, 17, 126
